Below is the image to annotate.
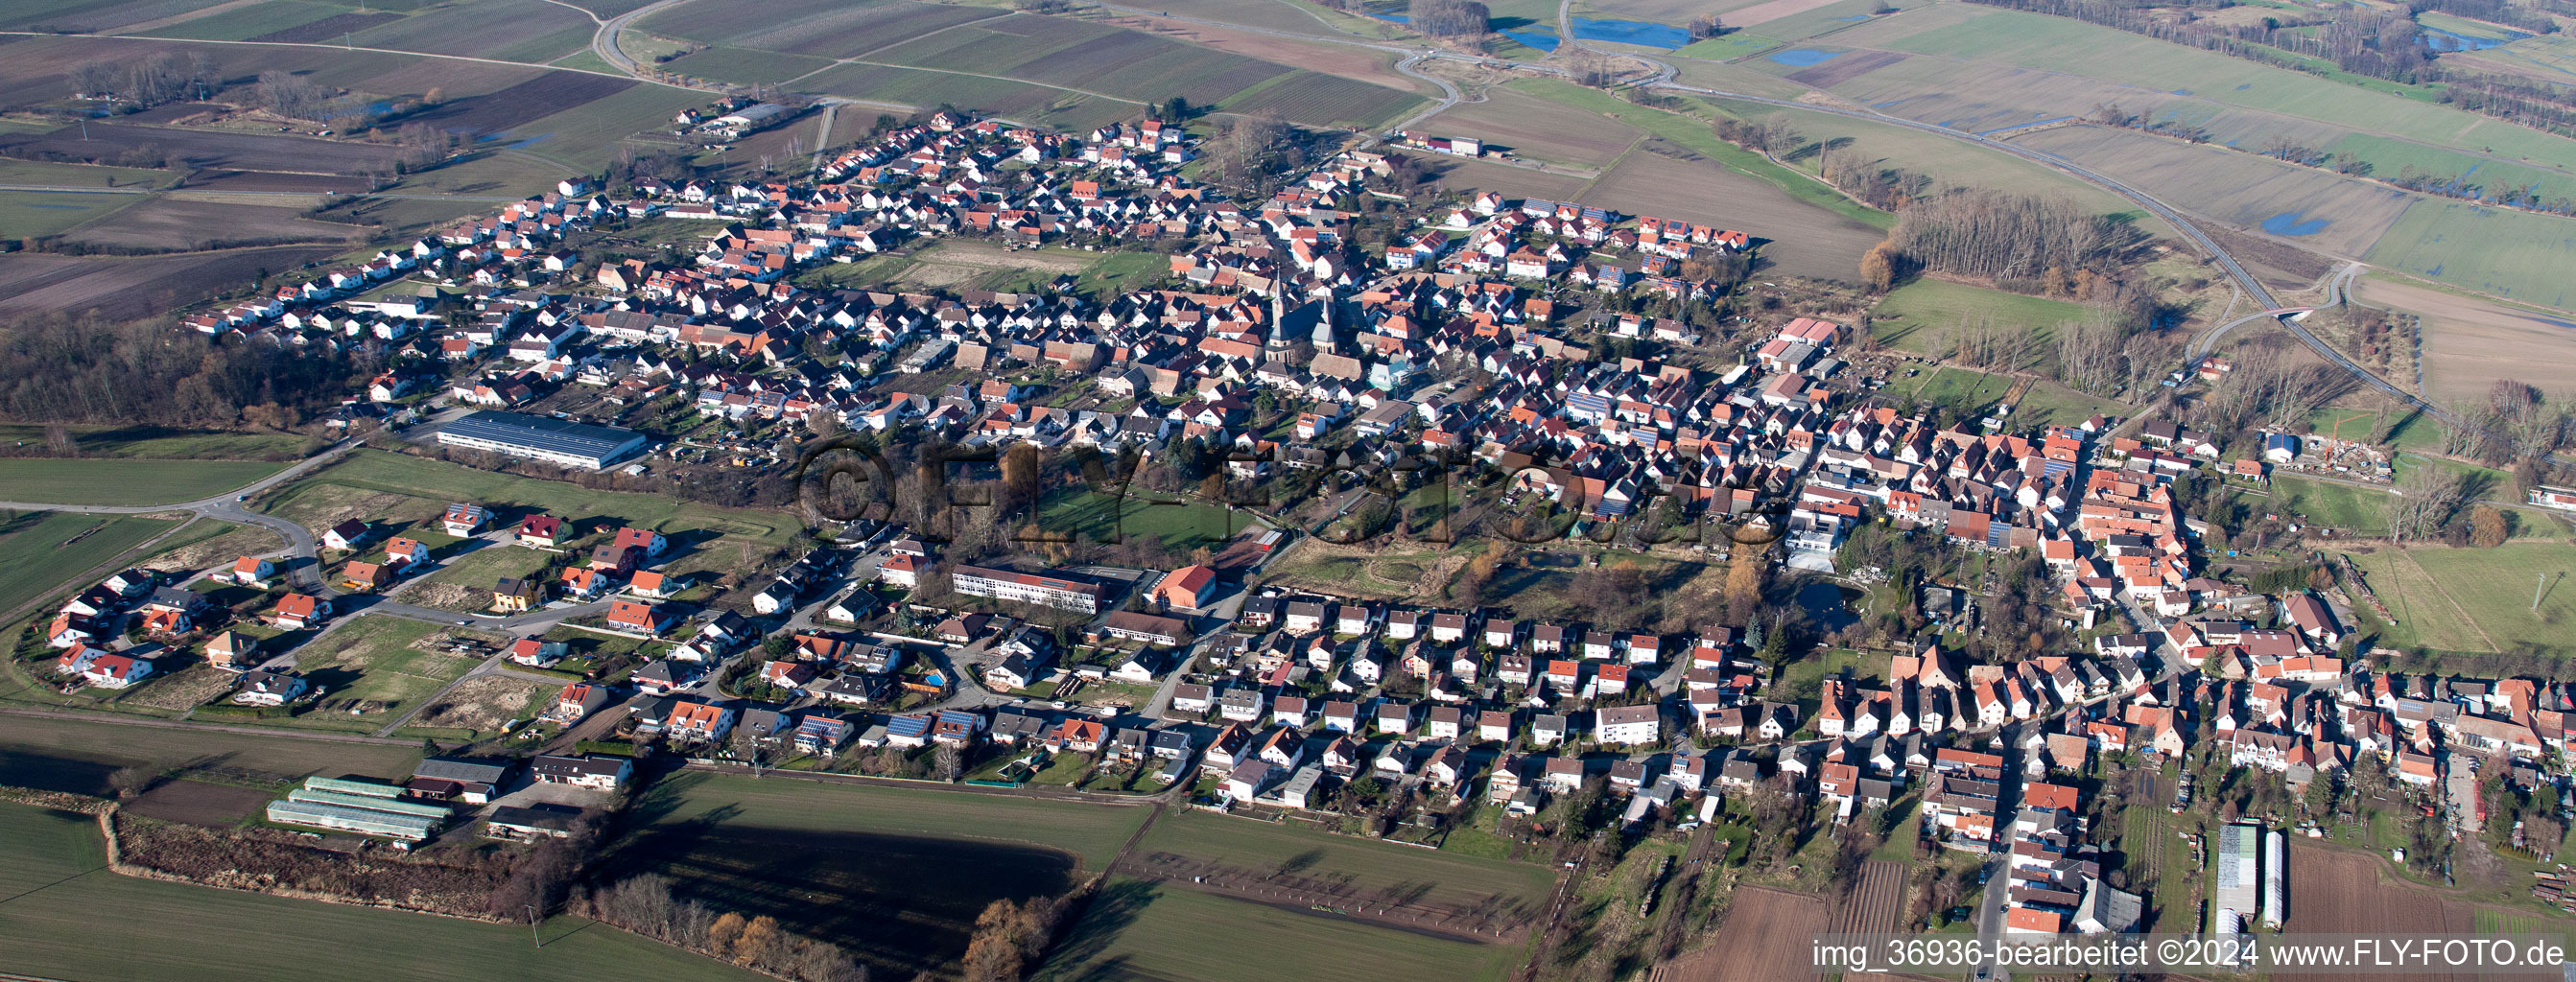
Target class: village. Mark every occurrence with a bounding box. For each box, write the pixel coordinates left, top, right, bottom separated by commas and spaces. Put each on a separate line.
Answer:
12, 96, 2571, 970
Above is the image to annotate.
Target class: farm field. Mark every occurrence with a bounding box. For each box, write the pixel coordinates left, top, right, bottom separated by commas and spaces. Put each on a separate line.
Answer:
1578, 138, 1886, 282
1117, 0, 1409, 39
0, 713, 420, 790
464, 83, 703, 174
2005, 127, 2412, 261
1867, 277, 2097, 355
253, 614, 488, 733
0, 511, 184, 614
341, 0, 594, 62
1098, 12, 1428, 93
130, 0, 349, 41
1672, 33, 1784, 58
619, 773, 1107, 978
1649, 886, 1826, 981
0, 189, 141, 239
1035, 877, 1524, 982
0, 243, 348, 321
798, 62, 1132, 132
0, 806, 767, 982
1133, 807, 1558, 920
636, 771, 1151, 868
1825, 5, 2576, 169
1414, 155, 1596, 203
2321, 133, 2576, 211
397, 71, 640, 145
118, 776, 279, 826
53, 197, 366, 252
1, 0, 222, 32
1737, 0, 1918, 42
0, 121, 409, 175
0, 457, 283, 506
1696, 95, 2138, 215
0, 157, 176, 189
2353, 276, 2576, 403
1513, 79, 1894, 230
2364, 200, 2576, 315
1419, 86, 1640, 169
1217, 70, 1429, 129
659, 46, 839, 86
2281, 844, 2478, 944
867, 15, 1301, 108
259, 450, 799, 550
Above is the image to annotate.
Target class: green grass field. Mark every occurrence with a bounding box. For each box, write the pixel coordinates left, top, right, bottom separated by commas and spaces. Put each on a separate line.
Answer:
0, 426, 304, 461
0, 457, 285, 506
1511, 79, 1894, 230
0, 711, 424, 781
1876, 365, 2128, 428
1035, 487, 1264, 548
505, 82, 708, 174
2362, 200, 2576, 312
0, 157, 174, 189
0, 189, 142, 238
1136, 807, 1557, 916
2321, 133, 2576, 210
414, 543, 555, 607
0, 511, 183, 615
1868, 277, 2099, 354
2343, 546, 2487, 652
1673, 33, 1783, 58
1846, 7, 2576, 165
252, 614, 484, 733
0, 806, 764, 982
262, 450, 797, 548
1036, 877, 1524, 982
2356, 542, 2576, 654
2269, 475, 2395, 537
637, 771, 1151, 868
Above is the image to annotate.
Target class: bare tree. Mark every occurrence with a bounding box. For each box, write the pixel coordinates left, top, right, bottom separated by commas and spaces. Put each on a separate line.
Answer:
2387, 465, 2466, 541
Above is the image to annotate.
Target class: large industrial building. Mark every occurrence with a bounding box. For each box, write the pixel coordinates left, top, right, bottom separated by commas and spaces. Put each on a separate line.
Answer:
436, 410, 648, 469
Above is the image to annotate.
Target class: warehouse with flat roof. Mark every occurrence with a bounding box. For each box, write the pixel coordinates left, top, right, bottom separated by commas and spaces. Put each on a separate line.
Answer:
437, 409, 648, 469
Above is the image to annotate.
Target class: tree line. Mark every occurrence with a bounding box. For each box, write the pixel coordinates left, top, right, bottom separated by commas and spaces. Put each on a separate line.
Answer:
1410, 0, 1493, 37
0, 313, 376, 427
66, 53, 219, 109
579, 874, 867, 982
1878, 189, 2151, 283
